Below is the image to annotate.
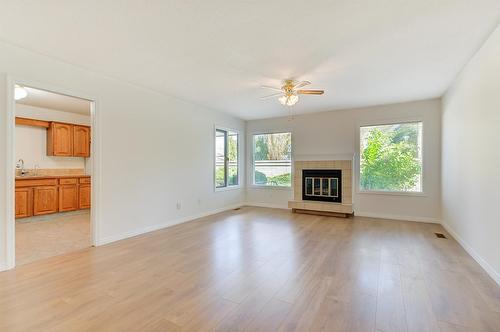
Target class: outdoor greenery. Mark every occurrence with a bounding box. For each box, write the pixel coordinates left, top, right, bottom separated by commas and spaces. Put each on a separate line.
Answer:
253, 133, 292, 186
215, 131, 238, 187
360, 123, 422, 192
215, 167, 224, 187
254, 133, 291, 161
254, 170, 267, 185
216, 166, 238, 187
267, 173, 291, 186
228, 134, 238, 162
254, 171, 291, 186
227, 133, 238, 186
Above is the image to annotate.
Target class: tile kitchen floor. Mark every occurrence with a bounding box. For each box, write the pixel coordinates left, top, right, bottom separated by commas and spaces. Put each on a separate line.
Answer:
15, 210, 90, 266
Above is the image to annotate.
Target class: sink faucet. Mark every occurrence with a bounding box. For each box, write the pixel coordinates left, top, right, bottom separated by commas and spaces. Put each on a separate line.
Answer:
16, 159, 27, 175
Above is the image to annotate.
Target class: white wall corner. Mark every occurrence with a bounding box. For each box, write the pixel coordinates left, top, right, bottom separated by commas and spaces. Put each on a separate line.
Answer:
441, 221, 500, 286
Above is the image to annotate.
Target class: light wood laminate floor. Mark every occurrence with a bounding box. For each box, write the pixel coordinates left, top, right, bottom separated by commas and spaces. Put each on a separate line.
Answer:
1, 207, 500, 331
15, 211, 90, 266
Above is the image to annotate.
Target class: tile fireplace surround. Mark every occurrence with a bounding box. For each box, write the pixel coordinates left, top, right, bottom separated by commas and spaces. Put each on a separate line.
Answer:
288, 160, 353, 216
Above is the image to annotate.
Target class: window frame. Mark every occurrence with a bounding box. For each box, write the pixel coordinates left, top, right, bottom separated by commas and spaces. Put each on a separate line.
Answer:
214, 126, 240, 191
357, 119, 425, 196
250, 131, 293, 190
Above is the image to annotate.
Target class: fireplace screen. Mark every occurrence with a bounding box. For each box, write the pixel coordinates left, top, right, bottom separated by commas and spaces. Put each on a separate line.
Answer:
302, 169, 342, 203
305, 177, 338, 198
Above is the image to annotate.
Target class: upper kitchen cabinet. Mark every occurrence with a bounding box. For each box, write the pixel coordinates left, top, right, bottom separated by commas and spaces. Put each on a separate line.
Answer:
73, 125, 91, 157
47, 122, 74, 156
47, 122, 91, 157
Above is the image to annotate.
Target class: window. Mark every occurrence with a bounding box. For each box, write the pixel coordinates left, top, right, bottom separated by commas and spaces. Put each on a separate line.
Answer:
215, 129, 238, 188
252, 132, 292, 187
360, 122, 423, 193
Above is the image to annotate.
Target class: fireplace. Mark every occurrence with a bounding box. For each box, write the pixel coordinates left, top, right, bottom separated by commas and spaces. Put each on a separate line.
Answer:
289, 160, 352, 217
302, 169, 342, 203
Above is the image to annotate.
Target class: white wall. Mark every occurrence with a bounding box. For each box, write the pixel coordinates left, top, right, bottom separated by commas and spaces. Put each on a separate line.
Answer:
0, 74, 7, 270
246, 99, 441, 222
0, 41, 245, 269
442, 25, 500, 284
15, 104, 90, 170
16, 103, 91, 125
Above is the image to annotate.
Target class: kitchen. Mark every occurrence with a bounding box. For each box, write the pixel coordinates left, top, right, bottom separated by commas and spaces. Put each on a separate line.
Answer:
14, 85, 92, 265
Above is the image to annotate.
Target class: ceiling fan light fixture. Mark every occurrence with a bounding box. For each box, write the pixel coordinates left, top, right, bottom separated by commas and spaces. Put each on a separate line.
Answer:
278, 95, 287, 105
262, 79, 322, 107
279, 94, 299, 106
14, 85, 28, 101
288, 94, 299, 106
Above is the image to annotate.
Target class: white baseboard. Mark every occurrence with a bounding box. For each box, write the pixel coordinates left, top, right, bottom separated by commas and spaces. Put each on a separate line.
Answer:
441, 221, 500, 286
97, 204, 243, 246
244, 202, 290, 210
0, 262, 7, 273
354, 211, 441, 224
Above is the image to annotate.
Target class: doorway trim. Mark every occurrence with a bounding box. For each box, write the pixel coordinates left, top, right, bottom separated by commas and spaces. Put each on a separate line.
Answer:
4, 75, 101, 270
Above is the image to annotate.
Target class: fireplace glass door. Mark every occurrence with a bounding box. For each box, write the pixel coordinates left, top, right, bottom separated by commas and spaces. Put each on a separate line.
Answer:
302, 169, 342, 203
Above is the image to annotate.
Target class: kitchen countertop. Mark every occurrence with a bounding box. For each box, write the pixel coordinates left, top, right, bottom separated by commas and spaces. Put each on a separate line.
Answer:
16, 174, 91, 180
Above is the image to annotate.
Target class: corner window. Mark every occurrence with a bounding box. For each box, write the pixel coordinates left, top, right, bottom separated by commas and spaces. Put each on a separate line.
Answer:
360, 122, 423, 193
215, 129, 238, 188
252, 132, 292, 187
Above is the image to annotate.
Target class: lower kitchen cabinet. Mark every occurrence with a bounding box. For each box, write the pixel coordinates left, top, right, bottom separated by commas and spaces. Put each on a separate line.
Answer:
59, 185, 79, 212
33, 186, 59, 216
79, 184, 91, 209
15, 188, 33, 218
15, 176, 91, 218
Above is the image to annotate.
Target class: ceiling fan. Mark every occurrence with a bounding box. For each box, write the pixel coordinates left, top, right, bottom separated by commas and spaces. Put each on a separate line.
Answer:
261, 79, 324, 106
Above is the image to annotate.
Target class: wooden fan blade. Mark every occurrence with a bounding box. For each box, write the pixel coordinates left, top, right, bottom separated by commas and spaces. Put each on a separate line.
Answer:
293, 81, 311, 89
260, 92, 283, 100
261, 85, 283, 92
297, 89, 324, 95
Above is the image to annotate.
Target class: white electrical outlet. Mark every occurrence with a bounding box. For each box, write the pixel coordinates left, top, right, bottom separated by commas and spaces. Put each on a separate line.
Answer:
176, 202, 181, 210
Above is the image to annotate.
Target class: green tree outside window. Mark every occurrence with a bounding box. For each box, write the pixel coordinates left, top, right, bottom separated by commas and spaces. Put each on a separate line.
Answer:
253, 132, 292, 187
360, 122, 422, 192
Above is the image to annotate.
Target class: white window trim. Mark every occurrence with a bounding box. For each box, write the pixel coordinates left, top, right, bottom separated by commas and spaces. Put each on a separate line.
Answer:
249, 130, 293, 190
356, 118, 426, 196
214, 126, 241, 192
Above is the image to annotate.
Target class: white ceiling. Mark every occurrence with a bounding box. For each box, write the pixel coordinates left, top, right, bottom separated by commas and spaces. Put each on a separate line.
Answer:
17, 86, 91, 115
1, 1, 499, 120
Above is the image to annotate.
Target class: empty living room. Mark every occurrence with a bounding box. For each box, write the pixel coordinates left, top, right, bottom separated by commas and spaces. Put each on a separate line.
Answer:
1, 1, 500, 331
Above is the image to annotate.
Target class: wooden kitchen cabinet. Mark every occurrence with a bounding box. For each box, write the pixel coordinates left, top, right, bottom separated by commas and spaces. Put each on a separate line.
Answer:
15, 188, 33, 218
79, 184, 91, 209
33, 186, 59, 216
59, 184, 78, 212
18, 117, 90, 158
47, 122, 74, 156
15, 176, 91, 218
73, 125, 91, 157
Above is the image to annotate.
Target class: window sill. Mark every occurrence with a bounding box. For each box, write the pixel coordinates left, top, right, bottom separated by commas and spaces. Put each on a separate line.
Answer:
215, 185, 242, 192
357, 190, 427, 197
249, 185, 292, 191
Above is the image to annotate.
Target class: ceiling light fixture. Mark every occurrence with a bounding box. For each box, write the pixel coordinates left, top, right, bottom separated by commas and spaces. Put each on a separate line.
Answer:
279, 94, 299, 106
261, 79, 324, 107
14, 85, 28, 101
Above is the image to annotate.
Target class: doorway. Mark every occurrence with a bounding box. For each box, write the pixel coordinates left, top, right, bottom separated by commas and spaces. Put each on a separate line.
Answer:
7, 81, 98, 267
